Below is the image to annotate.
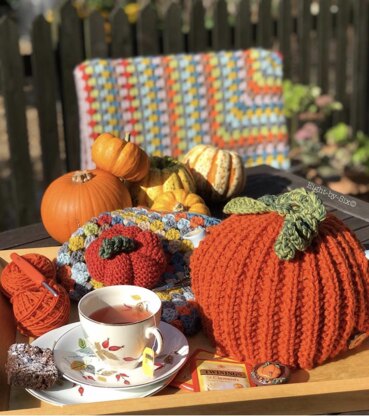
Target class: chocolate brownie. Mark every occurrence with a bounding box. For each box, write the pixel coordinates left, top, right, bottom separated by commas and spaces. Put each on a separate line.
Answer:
5, 343, 58, 390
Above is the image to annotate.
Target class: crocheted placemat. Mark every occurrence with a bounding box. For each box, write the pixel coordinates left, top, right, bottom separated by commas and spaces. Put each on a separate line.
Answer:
56, 207, 220, 335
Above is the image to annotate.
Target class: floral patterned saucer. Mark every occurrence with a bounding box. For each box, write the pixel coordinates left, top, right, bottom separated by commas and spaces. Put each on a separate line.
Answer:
54, 321, 189, 389
28, 323, 176, 406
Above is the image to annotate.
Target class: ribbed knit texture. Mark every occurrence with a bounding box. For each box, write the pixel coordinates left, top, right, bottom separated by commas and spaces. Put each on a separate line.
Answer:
191, 211, 369, 370
85, 225, 167, 288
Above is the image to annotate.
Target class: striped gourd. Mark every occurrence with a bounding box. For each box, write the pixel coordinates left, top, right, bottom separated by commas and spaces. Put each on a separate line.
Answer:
182, 145, 246, 201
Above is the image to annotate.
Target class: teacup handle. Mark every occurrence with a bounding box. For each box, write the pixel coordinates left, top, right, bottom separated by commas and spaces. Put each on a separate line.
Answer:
145, 327, 163, 355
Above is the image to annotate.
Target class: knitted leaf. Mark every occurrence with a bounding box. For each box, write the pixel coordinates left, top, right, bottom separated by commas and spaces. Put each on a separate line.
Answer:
223, 197, 269, 214
99, 236, 137, 259
224, 188, 327, 260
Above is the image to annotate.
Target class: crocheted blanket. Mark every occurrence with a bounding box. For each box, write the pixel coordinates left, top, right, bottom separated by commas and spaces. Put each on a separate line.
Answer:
74, 49, 289, 170
56, 208, 220, 336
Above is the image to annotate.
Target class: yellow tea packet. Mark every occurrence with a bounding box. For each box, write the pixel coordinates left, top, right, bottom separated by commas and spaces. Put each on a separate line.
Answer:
192, 359, 251, 392
170, 349, 237, 391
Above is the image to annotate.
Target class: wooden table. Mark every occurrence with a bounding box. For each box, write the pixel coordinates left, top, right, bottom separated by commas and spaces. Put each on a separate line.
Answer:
1, 164, 369, 415
1, 165, 369, 251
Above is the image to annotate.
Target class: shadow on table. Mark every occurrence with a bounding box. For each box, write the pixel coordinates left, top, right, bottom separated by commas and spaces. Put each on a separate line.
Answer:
243, 173, 292, 199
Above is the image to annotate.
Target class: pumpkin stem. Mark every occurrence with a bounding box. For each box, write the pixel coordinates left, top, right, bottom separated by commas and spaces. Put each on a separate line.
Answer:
99, 236, 137, 259
124, 132, 131, 143
72, 170, 93, 183
173, 203, 185, 212
151, 156, 177, 170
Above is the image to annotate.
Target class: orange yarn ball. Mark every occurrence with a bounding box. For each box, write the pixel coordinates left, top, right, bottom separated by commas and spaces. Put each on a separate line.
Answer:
12, 281, 70, 337
0, 254, 55, 297
191, 212, 369, 370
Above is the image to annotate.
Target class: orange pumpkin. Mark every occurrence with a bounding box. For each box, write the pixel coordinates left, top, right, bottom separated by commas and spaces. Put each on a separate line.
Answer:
151, 189, 211, 216
41, 169, 132, 243
91, 132, 150, 182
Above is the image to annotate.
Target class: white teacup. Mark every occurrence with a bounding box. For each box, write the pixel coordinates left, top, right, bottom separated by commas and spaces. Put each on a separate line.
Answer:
78, 285, 163, 370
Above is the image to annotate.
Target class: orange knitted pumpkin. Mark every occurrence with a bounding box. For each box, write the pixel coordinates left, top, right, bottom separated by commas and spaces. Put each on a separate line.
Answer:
84, 225, 167, 288
191, 189, 369, 370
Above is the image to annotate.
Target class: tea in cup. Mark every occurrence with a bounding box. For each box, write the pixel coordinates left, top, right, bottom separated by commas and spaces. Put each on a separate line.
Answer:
78, 285, 163, 369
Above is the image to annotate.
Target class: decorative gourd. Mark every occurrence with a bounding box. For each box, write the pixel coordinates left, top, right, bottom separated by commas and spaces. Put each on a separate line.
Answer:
183, 144, 246, 201
91, 132, 150, 182
151, 189, 210, 216
130, 156, 196, 207
41, 170, 132, 243
84, 225, 167, 288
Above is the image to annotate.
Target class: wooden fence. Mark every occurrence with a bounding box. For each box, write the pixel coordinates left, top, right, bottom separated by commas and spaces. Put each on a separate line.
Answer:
0, 0, 368, 232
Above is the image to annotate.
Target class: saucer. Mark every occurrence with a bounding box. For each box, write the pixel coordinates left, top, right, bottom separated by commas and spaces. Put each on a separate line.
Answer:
28, 323, 177, 406
54, 321, 189, 389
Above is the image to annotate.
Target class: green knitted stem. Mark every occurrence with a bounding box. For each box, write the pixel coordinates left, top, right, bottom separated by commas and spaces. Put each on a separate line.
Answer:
223, 188, 326, 261
99, 236, 137, 259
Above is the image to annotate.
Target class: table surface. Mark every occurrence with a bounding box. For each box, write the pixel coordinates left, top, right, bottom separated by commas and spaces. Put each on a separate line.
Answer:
1, 164, 368, 249
2, 164, 369, 415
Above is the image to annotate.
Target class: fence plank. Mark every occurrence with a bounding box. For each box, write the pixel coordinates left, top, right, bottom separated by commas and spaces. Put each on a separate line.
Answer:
212, 0, 231, 51
334, 0, 349, 124
235, 0, 252, 50
278, 0, 292, 79
357, 0, 369, 133
31, 15, 63, 187
188, 0, 207, 53
84, 10, 108, 59
317, 0, 331, 93
298, 0, 312, 84
258, 0, 273, 49
163, 3, 184, 54
137, 4, 159, 56
351, 0, 366, 133
59, 0, 84, 171
0, 17, 36, 226
110, 7, 133, 58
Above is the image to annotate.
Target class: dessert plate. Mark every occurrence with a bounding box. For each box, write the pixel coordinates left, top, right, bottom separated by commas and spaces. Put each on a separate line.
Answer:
28, 323, 177, 406
54, 321, 189, 389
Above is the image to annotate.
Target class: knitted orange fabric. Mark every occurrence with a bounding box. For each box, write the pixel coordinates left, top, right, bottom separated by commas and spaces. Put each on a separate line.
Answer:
191, 212, 369, 370
12, 282, 70, 337
0, 254, 55, 297
85, 225, 167, 288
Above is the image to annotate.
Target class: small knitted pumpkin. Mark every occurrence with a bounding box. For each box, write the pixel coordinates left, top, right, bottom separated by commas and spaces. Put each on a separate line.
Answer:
85, 225, 167, 288
191, 188, 369, 369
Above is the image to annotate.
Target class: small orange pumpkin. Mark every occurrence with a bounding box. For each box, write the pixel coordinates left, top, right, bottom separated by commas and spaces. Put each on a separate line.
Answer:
41, 169, 132, 243
91, 132, 150, 182
151, 189, 211, 216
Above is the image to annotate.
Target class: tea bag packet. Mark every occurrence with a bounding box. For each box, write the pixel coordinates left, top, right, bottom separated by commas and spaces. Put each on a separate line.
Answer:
192, 359, 251, 392
171, 349, 238, 391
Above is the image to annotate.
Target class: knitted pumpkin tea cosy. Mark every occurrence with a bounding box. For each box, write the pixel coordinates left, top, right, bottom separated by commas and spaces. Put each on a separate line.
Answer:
191, 188, 369, 369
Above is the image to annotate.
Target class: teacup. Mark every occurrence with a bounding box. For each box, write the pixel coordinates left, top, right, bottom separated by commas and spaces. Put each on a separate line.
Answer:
78, 285, 163, 370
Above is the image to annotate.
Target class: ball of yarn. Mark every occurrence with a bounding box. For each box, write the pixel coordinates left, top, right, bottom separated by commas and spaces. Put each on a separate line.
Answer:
12, 281, 70, 337
0, 254, 55, 297
191, 189, 369, 369
85, 225, 167, 288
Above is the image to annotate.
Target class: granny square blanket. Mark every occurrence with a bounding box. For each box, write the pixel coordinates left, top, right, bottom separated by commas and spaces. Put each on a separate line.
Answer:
74, 48, 289, 169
